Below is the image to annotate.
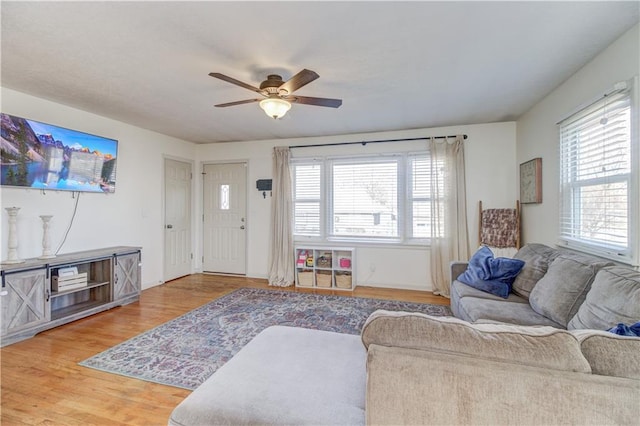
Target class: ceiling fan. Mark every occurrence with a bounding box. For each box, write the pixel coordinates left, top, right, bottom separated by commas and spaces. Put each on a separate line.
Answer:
209, 69, 342, 119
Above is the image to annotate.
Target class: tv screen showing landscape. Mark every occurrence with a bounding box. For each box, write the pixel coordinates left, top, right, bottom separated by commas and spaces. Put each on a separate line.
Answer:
1, 113, 118, 193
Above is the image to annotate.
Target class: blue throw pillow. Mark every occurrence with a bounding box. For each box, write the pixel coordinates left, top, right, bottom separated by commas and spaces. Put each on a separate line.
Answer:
457, 246, 525, 298
607, 321, 640, 336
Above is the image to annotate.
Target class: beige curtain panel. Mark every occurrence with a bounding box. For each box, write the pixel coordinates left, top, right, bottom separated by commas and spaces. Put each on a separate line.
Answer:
429, 135, 470, 297
268, 146, 295, 287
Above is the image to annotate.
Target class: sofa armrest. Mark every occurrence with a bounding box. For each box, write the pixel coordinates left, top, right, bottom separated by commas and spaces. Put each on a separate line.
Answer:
361, 310, 590, 373
450, 261, 468, 285
571, 329, 640, 379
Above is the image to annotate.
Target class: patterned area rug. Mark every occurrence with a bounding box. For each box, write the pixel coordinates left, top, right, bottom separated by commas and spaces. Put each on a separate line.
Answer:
80, 287, 451, 390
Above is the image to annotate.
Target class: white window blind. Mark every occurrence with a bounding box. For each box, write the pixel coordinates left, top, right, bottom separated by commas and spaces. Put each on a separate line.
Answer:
293, 162, 321, 236
409, 155, 430, 238
331, 160, 399, 238
559, 88, 636, 262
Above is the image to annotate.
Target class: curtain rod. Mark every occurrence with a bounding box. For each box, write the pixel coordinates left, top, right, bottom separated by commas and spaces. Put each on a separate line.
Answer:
288, 134, 467, 149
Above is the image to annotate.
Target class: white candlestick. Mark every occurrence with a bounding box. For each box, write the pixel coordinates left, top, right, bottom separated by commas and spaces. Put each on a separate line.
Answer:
39, 215, 56, 259
4, 207, 24, 264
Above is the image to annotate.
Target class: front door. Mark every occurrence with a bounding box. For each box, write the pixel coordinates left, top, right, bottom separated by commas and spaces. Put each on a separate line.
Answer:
164, 158, 192, 281
202, 162, 247, 274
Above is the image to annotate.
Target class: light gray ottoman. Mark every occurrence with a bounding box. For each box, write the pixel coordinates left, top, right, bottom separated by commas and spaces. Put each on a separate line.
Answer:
168, 326, 366, 426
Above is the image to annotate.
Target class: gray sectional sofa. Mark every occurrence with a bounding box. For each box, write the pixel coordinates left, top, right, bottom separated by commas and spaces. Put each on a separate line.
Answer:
451, 243, 639, 330
170, 312, 640, 425
169, 243, 639, 425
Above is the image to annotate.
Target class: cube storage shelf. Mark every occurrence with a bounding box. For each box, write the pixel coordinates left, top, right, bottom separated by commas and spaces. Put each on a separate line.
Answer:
295, 247, 355, 290
0, 246, 141, 347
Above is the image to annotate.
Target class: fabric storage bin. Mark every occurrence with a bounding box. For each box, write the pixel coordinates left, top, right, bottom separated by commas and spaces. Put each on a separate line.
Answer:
316, 256, 332, 268
335, 272, 352, 289
297, 271, 314, 287
316, 271, 333, 288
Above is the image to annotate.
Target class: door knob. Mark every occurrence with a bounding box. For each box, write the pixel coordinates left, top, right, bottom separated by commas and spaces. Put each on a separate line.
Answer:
240, 225, 245, 230
166, 224, 173, 229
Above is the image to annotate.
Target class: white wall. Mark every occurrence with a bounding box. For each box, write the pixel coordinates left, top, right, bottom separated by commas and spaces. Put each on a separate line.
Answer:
195, 122, 517, 291
516, 24, 640, 246
0, 88, 197, 289
1, 88, 518, 292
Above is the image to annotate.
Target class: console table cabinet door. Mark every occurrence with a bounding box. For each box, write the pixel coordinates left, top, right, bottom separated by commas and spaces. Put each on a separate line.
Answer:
114, 252, 140, 300
1, 268, 49, 336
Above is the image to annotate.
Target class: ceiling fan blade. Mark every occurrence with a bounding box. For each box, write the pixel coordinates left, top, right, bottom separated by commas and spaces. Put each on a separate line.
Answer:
209, 73, 264, 94
286, 95, 342, 108
279, 69, 319, 95
215, 99, 262, 107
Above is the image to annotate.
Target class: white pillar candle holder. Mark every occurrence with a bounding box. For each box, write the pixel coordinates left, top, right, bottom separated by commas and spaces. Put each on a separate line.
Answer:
39, 215, 56, 259
4, 207, 24, 264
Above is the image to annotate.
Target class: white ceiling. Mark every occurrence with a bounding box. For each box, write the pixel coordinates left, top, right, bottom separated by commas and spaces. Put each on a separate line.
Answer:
1, 1, 638, 144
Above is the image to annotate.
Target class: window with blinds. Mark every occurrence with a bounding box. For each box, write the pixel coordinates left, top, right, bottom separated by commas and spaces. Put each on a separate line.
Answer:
292, 153, 430, 244
293, 162, 322, 236
559, 86, 637, 263
331, 160, 399, 238
409, 155, 430, 238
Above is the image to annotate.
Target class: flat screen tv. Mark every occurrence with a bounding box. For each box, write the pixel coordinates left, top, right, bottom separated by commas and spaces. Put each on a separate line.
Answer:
1, 113, 118, 193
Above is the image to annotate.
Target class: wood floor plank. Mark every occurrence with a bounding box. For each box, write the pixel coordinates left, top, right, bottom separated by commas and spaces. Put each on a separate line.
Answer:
1, 274, 448, 425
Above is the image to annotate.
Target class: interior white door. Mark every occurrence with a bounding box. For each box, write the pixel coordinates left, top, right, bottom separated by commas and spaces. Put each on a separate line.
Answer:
164, 158, 192, 281
203, 162, 247, 274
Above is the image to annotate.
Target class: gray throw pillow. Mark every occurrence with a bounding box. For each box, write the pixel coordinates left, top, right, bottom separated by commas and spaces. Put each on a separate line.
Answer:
511, 244, 559, 299
568, 266, 640, 330
529, 252, 613, 327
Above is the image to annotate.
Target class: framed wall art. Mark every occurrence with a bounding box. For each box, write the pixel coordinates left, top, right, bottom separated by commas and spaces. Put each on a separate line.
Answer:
520, 158, 542, 204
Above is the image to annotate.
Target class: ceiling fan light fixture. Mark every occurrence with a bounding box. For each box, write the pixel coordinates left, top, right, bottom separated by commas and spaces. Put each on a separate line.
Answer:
259, 97, 291, 119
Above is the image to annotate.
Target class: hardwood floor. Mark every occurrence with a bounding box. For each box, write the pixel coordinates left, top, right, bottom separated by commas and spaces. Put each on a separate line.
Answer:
1, 274, 448, 425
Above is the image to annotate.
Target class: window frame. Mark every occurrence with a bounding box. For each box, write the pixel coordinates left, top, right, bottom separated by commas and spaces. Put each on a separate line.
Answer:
292, 152, 430, 246
557, 78, 639, 266
292, 159, 324, 237
327, 156, 402, 241
406, 153, 432, 241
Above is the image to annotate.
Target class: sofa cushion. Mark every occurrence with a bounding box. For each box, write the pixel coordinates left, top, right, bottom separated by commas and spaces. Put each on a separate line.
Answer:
571, 329, 640, 379
529, 252, 613, 327
568, 265, 640, 330
457, 246, 525, 298
451, 280, 528, 304
456, 296, 564, 328
512, 243, 559, 299
361, 311, 591, 373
